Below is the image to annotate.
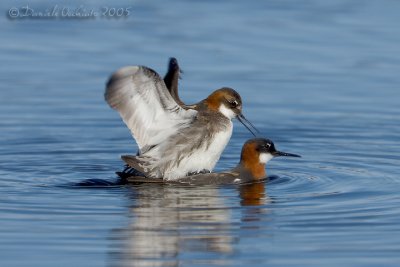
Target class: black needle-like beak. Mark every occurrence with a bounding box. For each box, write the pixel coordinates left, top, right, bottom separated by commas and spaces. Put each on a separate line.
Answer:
237, 114, 259, 137
272, 150, 301, 158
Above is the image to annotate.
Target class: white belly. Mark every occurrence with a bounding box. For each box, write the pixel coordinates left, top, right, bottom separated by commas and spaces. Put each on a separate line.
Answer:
164, 122, 233, 180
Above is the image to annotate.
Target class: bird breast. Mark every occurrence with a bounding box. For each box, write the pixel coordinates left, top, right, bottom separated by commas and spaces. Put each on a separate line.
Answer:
163, 121, 233, 180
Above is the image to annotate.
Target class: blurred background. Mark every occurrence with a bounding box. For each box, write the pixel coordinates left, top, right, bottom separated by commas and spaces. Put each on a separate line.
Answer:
0, 1, 399, 266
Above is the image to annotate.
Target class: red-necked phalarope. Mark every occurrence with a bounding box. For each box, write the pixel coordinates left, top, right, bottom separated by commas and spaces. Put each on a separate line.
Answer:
122, 138, 300, 185
105, 58, 258, 180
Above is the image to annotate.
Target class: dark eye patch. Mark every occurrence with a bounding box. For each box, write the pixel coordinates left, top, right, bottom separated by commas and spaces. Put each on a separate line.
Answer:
257, 143, 271, 152
262, 143, 271, 150
229, 100, 238, 108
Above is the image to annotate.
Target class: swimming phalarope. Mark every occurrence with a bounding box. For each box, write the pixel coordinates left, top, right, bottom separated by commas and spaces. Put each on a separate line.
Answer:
105, 59, 258, 180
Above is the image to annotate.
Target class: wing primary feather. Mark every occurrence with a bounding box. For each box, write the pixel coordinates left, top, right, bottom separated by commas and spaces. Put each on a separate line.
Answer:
163, 57, 185, 107
104, 65, 197, 152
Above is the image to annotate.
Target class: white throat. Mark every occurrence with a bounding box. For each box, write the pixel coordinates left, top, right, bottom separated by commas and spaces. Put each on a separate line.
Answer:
259, 153, 273, 164
219, 104, 236, 120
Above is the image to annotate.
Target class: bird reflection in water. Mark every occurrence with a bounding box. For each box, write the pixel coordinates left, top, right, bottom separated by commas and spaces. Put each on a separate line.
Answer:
239, 181, 269, 206
110, 181, 270, 267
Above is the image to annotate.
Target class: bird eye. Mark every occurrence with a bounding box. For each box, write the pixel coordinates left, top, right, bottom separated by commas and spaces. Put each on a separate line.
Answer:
229, 100, 238, 108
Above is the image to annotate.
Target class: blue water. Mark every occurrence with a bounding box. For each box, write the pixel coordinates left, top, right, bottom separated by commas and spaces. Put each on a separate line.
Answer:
1, 0, 400, 266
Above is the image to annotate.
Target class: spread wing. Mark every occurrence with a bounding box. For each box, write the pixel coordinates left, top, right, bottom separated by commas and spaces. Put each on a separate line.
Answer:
105, 66, 197, 152
163, 57, 198, 110
163, 57, 185, 107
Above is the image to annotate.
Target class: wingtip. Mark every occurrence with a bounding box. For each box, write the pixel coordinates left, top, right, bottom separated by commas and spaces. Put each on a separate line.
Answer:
105, 65, 160, 107
168, 57, 178, 68
105, 66, 141, 100
107, 66, 140, 84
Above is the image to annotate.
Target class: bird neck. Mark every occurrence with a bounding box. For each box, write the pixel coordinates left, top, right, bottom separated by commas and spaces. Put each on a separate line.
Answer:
239, 143, 267, 180
195, 99, 220, 114
203, 98, 220, 112
242, 161, 266, 180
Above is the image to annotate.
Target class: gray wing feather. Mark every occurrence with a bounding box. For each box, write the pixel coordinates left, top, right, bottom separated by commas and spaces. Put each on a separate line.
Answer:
105, 66, 197, 151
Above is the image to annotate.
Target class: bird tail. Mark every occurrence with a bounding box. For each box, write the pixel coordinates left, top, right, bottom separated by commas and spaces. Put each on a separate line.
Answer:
116, 165, 145, 180
121, 155, 152, 176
